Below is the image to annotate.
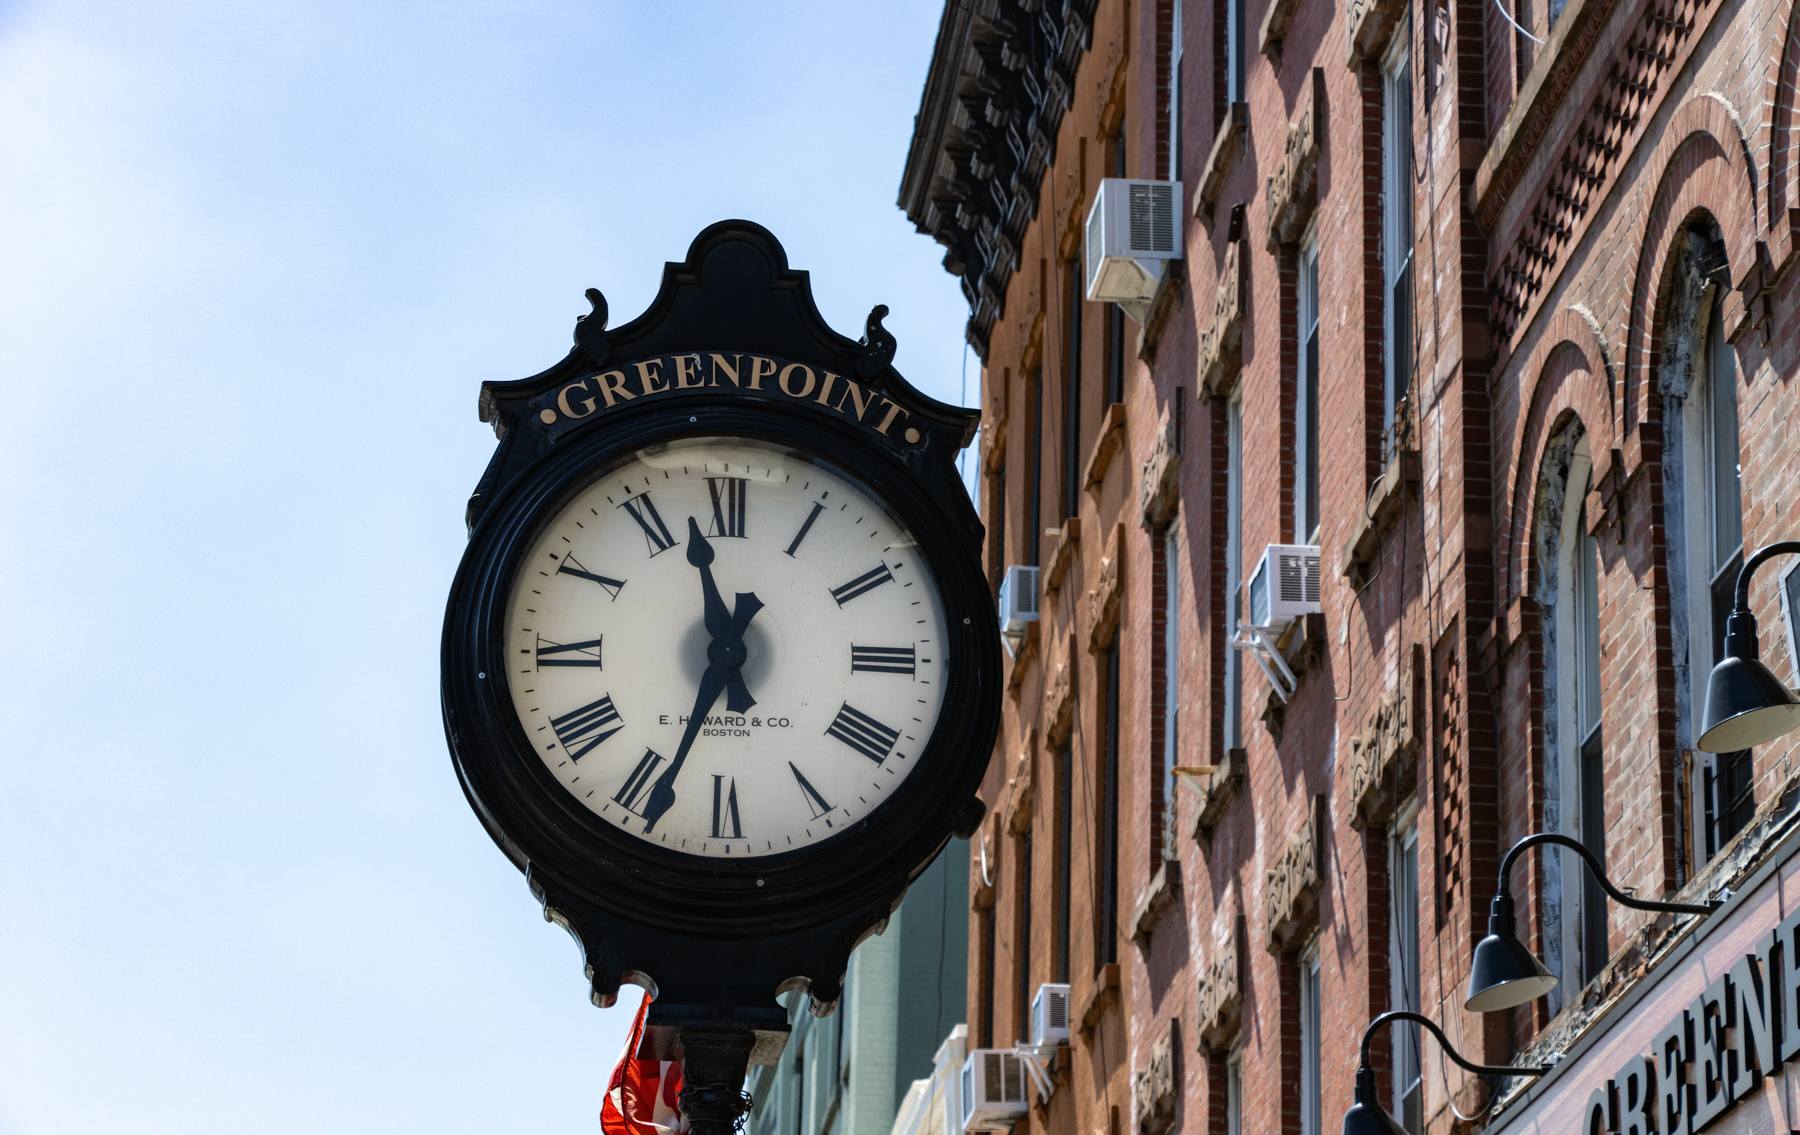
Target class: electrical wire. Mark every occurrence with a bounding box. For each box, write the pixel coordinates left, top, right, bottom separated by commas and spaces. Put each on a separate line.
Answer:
1492, 0, 1545, 44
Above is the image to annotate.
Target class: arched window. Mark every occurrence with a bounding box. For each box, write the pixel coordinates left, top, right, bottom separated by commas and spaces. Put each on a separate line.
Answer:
1535, 426, 1607, 1011
1661, 224, 1748, 867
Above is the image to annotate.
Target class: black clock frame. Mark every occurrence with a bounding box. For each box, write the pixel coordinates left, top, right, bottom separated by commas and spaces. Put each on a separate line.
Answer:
441, 222, 1000, 1032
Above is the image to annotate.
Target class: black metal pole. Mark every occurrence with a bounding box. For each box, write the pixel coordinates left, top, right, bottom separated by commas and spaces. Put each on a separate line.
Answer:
1495, 832, 1716, 916
678, 1029, 756, 1135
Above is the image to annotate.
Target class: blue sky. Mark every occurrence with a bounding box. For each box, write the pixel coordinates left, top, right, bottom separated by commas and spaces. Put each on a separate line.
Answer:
0, 3, 971, 1131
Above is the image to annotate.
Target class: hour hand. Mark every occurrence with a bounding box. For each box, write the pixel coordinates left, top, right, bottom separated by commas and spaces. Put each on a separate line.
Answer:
687, 517, 730, 637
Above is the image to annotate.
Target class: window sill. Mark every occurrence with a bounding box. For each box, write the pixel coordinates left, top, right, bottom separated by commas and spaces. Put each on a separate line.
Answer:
1192, 747, 1247, 844
1339, 448, 1420, 586
1078, 962, 1121, 1036
1191, 103, 1249, 228
1130, 858, 1182, 945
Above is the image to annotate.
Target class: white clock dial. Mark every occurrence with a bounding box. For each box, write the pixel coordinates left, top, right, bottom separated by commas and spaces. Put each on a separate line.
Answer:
503, 437, 952, 859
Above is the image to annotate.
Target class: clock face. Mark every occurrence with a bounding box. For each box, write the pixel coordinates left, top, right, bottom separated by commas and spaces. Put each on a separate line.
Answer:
502, 436, 952, 859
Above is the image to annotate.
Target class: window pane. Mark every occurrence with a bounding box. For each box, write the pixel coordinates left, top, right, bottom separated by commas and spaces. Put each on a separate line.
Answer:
1709, 307, 1743, 568
1392, 830, 1422, 1134
1579, 725, 1607, 983
1226, 402, 1243, 749
1302, 957, 1322, 1135
1579, 519, 1602, 738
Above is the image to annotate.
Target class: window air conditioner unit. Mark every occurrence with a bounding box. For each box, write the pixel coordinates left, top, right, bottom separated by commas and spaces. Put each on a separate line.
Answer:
998, 565, 1039, 639
1030, 983, 1071, 1047
961, 1049, 1029, 1132
1247, 544, 1321, 628
1084, 178, 1184, 323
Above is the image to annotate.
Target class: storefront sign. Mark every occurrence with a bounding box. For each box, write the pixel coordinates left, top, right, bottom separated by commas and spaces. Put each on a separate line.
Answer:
1498, 866, 1800, 1135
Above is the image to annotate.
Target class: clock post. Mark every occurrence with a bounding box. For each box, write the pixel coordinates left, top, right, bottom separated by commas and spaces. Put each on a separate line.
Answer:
441, 221, 1001, 1126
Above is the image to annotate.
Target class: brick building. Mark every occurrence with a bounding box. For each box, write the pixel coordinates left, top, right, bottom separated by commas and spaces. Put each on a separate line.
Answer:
900, 0, 1800, 1130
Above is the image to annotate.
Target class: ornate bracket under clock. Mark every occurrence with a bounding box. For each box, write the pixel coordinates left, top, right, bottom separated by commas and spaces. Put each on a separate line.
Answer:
441, 223, 1000, 1112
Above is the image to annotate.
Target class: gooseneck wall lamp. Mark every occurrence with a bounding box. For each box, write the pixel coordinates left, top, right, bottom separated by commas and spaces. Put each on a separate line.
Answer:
1698, 541, 1800, 753
1464, 833, 1718, 1013
1342, 1012, 1550, 1135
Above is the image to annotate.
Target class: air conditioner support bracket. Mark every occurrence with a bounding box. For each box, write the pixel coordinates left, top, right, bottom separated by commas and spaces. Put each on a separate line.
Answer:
1011, 1044, 1058, 1102
1231, 622, 1297, 703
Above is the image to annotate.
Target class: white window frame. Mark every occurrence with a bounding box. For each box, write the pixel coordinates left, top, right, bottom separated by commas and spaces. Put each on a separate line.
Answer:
1300, 938, 1323, 1135
1297, 228, 1321, 545
1780, 556, 1800, 684
1169, 0, 1183, 181
1381, 25, 1415, 431
1389, 803, 1422, 1135
1225, 396, 1243, 749
1547, 436, 1604, 1003
1683, 290, 1747, 864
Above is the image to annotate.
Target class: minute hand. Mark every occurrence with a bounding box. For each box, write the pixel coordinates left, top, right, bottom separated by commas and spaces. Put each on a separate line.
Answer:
639, 663, 727, 834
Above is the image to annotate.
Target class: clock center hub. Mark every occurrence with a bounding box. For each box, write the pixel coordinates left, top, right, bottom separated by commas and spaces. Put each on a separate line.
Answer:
708, 638, 748, 669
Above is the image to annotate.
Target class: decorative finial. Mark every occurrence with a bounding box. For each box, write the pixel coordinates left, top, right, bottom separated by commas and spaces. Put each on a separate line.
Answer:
575, 287, 611, 367
855, 304, 897, 379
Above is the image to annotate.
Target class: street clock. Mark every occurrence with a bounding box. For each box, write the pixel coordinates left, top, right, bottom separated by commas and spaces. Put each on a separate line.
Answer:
441, 222, 1000, 1043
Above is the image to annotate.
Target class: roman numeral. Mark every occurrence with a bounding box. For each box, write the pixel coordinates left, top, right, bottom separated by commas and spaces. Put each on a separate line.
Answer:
825, 702, 901, 764
829, 563, 894, 606
550, 695, 624, 760
617, 493, 675, 556
613, 747, 664, 814
784, 501, 826, 557
711, 775, 742, 839
851, 645, 916, 675
789, 762, 833, 820
556, 554, 625, 599
706, 477, 747, 538
536, 636, 602, 668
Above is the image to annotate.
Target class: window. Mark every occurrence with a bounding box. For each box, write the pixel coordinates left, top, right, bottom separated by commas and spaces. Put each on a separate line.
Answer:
1382, 29, 1415, 434
1544, 432, 1606, 1002
1663, 242, 1749, 870
1161, 522, 1182, 853
1066, 261, 1083, 518
1169, 0, 1184, 181
980, 903, 996, 1047
1390, 809, 1422, 1134
1100, 641, 1121, 968
1029, 370, 1044, 567
1687, 292, 1750, 854
1225, 397, 1243, 749
1300, 942, 1322, 1135
1225, 1049, 1243, 1135
1017, 828, 1033, 1042
1108, 126, 1127, 406
1058, 741, 1073, 983
1297, 235, 1321, 542
1225, 0, 1246, 105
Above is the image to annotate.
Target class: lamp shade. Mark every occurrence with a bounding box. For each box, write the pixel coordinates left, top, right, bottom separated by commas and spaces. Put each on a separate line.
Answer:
1698, 653, 1800, 752
1342, 1067, 1408, 1135
1465, 893, 1558, 1013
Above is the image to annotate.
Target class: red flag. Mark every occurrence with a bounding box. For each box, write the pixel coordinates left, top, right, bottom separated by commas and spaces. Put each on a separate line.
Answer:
601, 995, 687, 1135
